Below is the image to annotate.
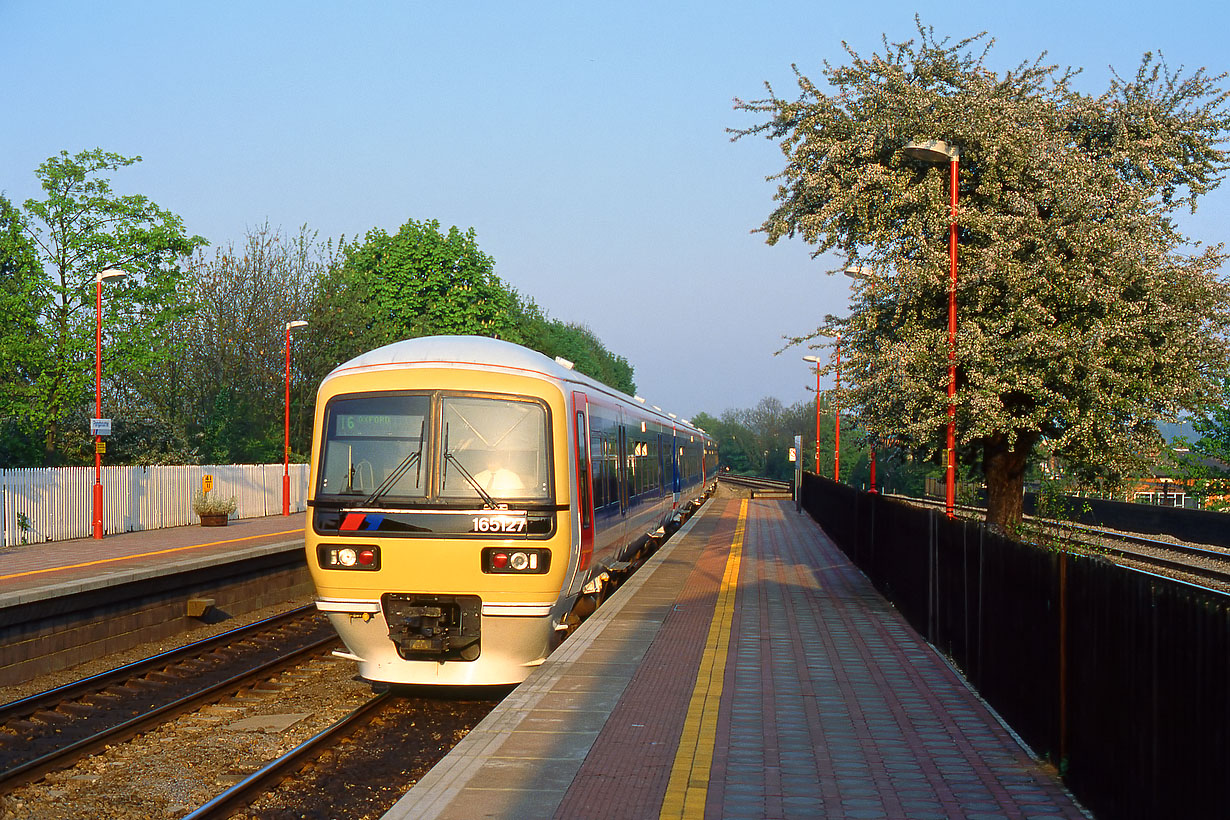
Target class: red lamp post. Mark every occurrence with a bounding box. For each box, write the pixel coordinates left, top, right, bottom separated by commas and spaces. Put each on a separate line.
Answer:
833, 336, 842, 482
842, 265, 879, 495
283, 320, 308, 516
802, 355, 822, 475
904, 139, 960, 519
93, 268, 128, 539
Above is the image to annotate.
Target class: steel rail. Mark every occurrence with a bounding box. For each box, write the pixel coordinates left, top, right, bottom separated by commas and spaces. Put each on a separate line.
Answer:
182, 690, 393, 820
0, 604, 317, 720
0, 625, 338, 792
898, 495, 1230, 586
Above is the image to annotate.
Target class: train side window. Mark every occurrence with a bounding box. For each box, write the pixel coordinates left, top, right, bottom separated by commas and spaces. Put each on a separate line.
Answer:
591, 431, 607, 509
576, 411, 591, 528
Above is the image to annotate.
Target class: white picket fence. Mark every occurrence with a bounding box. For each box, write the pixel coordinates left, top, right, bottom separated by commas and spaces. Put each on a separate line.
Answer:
0, 464, 310, 547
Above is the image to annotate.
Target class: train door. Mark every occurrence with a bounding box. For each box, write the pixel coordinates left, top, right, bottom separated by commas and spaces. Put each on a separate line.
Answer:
671, 428, 681, 509
572, 392, 594, 571
617, 418, 629, 516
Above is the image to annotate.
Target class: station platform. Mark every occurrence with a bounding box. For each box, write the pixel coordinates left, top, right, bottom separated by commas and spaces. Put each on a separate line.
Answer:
385, 498, 1088, 820
0, 514, 306, 608
0, 514, 307, 686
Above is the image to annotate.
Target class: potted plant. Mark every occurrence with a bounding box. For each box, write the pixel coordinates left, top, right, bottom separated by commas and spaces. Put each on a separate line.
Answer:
193, 489, 237, 527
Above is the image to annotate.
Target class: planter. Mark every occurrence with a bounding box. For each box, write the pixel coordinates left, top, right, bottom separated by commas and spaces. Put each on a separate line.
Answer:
199, 513, 230, 527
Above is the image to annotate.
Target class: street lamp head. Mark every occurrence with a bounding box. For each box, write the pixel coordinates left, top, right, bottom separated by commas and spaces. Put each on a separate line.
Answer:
903, 139, 959, 164
287, 320, 308, 331
843, 265, 874, 280
802, 355, 821, 363
97, 268, 128, 283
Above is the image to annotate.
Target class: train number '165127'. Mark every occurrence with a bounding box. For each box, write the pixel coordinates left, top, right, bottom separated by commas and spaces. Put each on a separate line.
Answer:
471, 515, 527, 534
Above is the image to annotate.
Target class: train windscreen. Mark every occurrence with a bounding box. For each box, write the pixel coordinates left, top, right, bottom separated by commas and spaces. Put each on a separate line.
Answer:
441, 396, 550, 501
319, 394, 430, 500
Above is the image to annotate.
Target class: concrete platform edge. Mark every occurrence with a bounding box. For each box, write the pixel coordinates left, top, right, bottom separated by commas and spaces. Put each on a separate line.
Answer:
0, 538, 304, 610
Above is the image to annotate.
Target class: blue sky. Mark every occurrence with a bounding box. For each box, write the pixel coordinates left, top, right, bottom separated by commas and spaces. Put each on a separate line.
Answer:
3, 1, 1227, 420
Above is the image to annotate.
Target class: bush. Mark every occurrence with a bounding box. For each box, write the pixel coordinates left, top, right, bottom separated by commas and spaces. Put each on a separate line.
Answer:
192, 489, 237, 517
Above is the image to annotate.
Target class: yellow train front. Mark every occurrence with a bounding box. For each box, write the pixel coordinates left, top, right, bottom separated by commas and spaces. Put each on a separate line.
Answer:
305, 335, 715, 686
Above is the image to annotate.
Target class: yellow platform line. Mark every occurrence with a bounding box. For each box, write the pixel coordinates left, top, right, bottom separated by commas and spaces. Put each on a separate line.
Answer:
0, 528, 304, 582
660, 498, 747, 819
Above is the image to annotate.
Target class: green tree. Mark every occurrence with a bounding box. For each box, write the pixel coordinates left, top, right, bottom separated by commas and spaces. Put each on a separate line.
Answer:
0, 196, 46, 465
338, 218, 517, 339
734, 22, 1230, 529
514, 297, 636, 394
1193, 382, 1230, 464
305, 218, 638, 395
18, 149, 206, 464
146, 223, 326, 464
302, 218, 519, 389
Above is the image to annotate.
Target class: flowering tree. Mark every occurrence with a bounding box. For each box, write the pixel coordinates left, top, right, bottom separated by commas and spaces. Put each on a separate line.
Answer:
733, 22, 1230, 529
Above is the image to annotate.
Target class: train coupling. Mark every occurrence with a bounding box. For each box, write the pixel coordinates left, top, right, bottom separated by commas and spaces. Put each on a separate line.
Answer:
381, 593, 482, 661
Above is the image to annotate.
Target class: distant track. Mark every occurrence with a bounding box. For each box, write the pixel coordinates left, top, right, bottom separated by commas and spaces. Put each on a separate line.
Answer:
718, 474, 793, 498
904, 495, 1230, 589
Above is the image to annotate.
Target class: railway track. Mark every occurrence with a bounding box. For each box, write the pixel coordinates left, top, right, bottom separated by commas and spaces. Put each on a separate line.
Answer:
904, 495, 1230, 588
182, 689, 394, 820
718, 474, 794, 498
0, 605, 339, 792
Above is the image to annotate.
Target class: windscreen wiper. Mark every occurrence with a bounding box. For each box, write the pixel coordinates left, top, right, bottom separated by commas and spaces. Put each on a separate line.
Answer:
444, 452, 498, 510
362, 450, 421, 507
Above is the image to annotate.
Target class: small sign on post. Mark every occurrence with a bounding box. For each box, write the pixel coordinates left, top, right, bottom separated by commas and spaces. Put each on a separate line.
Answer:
202, 474, 214, 494
95, 441, 106, 454
90, 418, 112, 436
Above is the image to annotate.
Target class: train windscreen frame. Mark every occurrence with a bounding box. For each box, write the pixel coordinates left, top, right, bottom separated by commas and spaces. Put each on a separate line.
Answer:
318, 393, 430, 501
317, 391, 553, 507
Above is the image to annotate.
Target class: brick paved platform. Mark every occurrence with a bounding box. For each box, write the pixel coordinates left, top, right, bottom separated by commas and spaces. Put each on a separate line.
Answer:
0, 513, 306, 608
384, 498, 1088, 820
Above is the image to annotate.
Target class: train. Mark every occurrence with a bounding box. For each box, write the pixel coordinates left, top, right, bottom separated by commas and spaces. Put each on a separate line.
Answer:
304, 335, 718, 685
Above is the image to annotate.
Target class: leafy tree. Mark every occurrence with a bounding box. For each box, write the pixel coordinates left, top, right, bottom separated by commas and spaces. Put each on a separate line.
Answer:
302, 218, 518, 391
733, 22, 1230, 529
0, 196, 45, 465
332, 218, 518, 340
306, 218, 638, 395
17, 149, 206, 464
514, 297, 636, 394
694, 396, 862, 482
1193, 381, 1230, 464
166, 224, 325, 464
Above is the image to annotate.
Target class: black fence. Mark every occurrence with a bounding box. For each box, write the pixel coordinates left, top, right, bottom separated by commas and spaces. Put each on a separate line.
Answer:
802, 473, 1230, 820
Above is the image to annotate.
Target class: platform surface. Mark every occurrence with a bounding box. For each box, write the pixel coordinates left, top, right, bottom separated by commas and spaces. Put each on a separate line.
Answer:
0, 514, 306, 609
385, 498, 1088, 820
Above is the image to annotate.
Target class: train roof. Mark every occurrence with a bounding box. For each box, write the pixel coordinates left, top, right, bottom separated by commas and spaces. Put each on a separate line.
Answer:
322, 335, 708, 437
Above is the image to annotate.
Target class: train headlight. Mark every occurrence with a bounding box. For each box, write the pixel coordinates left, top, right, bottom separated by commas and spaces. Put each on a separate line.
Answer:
482, 548, 549, 574
318, 544, 381, 571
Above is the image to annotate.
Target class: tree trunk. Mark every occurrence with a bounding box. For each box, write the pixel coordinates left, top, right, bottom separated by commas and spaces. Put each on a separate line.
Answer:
982, 432, 1037, 532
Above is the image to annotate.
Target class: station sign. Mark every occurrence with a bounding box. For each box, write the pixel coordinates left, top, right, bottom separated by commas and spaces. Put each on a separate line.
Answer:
90, 418, 112, 436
